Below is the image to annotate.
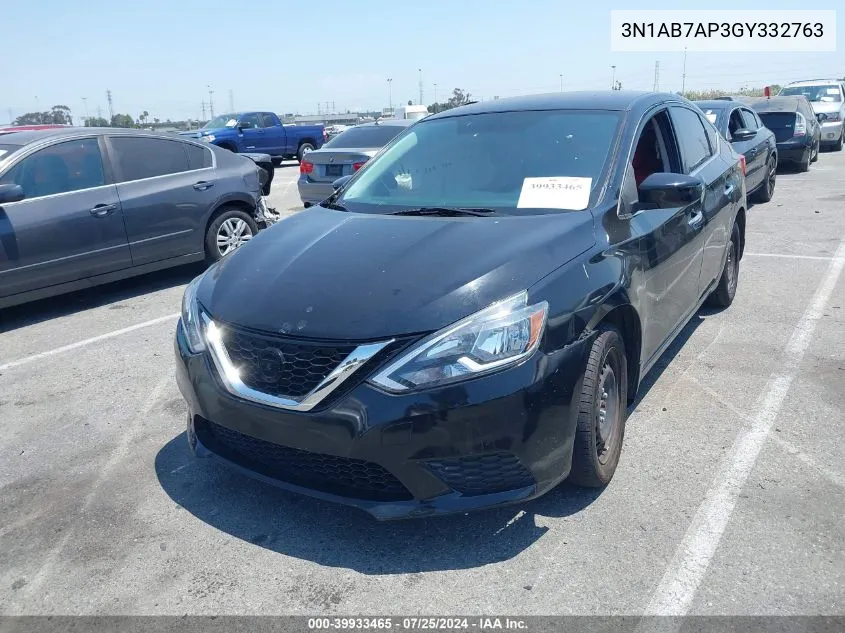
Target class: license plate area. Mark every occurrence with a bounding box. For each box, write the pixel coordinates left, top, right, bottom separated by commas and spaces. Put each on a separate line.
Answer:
324, 164, 344, 177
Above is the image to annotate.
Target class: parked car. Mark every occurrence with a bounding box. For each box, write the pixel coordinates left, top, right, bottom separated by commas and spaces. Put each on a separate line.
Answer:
0, 128, 278, 309
741, 96, 821, 172
181, 112, 325, 164
779, 79, 845, 151
297, 119, 415, 207
694, 99, 777, 202
175, 91, 747, 519
324, 124, 350, 141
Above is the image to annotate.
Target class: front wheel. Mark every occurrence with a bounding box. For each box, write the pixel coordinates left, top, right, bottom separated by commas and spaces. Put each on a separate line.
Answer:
833, 129, 844, 151
297, 142, 315, 163
205, 208, 257, 263
569, 326, 628, 488
707, 221, 741, 308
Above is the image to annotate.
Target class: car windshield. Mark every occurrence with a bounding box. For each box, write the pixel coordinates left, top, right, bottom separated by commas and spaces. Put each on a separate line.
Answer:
202, 114, 239, 129
324, 125, 407, 149
339, 110, 621, 215
780, 85, 842, 103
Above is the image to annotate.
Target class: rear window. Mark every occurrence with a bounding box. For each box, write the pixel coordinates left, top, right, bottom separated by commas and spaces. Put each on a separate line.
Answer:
184, 142, 213, 170
324, 125, 406, 149
758, 112, 797, 130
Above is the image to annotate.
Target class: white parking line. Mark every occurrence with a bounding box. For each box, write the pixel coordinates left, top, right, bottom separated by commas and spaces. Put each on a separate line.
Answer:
0, 313, 179, 373
644, 236, 845, 616
745, 252, 844, 262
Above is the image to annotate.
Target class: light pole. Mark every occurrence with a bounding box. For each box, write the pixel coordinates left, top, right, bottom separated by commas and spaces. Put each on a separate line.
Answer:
434, 82, 438, 111
611, 66, 616, 90
681, 47, 688, 94
82, 97, 89, 124
207, 85, 214, 118
418, 68, 423, 106
387, 78, 393, 113
560, 74, 564, 92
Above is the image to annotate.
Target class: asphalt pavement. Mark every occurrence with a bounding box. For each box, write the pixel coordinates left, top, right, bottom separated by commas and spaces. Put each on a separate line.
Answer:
0, 153, 843, 616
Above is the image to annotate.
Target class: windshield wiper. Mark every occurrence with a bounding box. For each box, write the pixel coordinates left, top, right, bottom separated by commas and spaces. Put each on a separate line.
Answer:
389, 207, 496, 217
322, 201, 348, 211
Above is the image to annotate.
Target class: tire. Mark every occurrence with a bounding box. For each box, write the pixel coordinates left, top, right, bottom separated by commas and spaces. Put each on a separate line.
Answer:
798, 148, 811, 172
271, 157, 283, 166
752, 155, 776, 204
204, 208, 258, 264
833, 129, 844, 152
569, 326, 628, 488
707, 221, 741, 308
810, 138, 820, 163
297, 142, 315, 163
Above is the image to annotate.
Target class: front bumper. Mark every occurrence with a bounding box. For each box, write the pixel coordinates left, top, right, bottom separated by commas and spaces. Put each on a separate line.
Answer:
819, 121, 843, 144
297, 179, 335, 207
174, 321, 594, 520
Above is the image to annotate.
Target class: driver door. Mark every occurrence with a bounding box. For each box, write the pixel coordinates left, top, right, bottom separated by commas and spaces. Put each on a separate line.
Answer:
238, 113, 266, 152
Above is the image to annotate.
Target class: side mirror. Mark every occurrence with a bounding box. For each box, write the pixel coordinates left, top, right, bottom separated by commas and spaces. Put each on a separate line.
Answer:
332, 175, 353, 191
0, 183, 24, 204
637, 173, 703, 209
731, 128, 755, 142
238, 120, 253, 130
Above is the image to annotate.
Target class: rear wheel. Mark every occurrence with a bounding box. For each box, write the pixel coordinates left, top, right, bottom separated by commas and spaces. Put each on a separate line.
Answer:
810, 138, 820, 163
297, 142, 315, 163
707, 221, 741, 308
798, 148, 811, 172
569, 326, 628, 488
204, 208, 257, 263
752, 155, 776, 203
833, 129, 844, 151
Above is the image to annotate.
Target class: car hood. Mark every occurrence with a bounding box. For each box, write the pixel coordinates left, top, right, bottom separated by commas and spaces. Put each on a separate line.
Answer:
810, 101, 842, 115
199, 207, 596, 340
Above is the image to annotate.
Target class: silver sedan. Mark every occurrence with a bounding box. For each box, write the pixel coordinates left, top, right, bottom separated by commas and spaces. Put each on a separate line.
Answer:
297, 119, 415, 207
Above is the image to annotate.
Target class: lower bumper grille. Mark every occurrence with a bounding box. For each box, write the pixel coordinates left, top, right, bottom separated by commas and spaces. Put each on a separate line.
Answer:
425, 452, 535, 496
196, 418, 412, 502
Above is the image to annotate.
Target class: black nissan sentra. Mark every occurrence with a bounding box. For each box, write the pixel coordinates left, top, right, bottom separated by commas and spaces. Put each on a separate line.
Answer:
175, 92, 746, 519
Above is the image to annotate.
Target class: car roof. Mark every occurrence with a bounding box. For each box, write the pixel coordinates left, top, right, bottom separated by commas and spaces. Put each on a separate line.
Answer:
426, 91, 683, 120
740, 96, 804, 112
354, 119, 417, 128
783, 79, 841, 87
0, 127, 205, 148
693, 100, 735, 110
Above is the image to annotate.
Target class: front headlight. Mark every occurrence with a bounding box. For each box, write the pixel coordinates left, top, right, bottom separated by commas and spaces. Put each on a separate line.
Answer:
369, 291, 548, 392
202, 134, 215, 143
181, 274, 206, 353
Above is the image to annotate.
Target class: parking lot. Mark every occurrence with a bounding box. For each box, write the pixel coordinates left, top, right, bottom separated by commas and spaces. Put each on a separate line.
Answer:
1, 151, 843, 616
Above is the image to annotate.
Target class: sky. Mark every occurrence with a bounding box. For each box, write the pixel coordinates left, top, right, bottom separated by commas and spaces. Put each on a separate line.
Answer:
2, 0, 842, 124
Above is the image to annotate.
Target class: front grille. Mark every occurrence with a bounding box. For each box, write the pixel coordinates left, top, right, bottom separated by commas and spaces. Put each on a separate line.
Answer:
197, 418, 412, 502
426, 452, 535, 497
221, 325, 356, 399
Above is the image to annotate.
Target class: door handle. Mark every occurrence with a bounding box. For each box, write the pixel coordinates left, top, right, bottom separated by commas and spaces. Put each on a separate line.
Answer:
193, 181, 214, 191
688, 209, 704, 228
90, 203, 117, 217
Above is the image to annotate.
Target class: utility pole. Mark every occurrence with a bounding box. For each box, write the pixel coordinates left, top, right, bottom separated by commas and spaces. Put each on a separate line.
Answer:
207, 86, 214, 118
228, 89, 234, 112
653, 61, 660, 91
97, 106, 103, 120
611, 66, 616, 90
560, 74, 564, 92
387, 78, 393, 113
106, 90, 114, 122
681, 47, 688, 94
81, 97, 89, 124
418, 68, 423, 106
201, 100, 206, 121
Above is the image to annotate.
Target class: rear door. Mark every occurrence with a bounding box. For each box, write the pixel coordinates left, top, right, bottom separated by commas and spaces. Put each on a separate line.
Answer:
107, 135, 217, 266
0, 137, 131, 298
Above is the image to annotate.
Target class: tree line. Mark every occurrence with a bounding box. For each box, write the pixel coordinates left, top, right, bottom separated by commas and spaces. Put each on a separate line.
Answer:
12, 105, 194, 129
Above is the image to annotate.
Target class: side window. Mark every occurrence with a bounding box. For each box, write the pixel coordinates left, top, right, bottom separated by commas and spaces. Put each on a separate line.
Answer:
670, 106, 713, 173
740, 109, 759, 131
260, 113, 277, 128
110, 137, 190, 181
241, 113, 262, 129
184, 142, 213, 170
727, 108, 746, 138
628, 109, 682, 192
0, 138, 105, 200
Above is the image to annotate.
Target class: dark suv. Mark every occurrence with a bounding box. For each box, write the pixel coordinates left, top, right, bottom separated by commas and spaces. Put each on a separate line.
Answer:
0, 128, 276, 309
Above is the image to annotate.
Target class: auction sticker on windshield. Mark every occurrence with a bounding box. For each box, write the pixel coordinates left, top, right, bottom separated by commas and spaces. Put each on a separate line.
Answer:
704, 111, 718, 124
517, 177, 592, 210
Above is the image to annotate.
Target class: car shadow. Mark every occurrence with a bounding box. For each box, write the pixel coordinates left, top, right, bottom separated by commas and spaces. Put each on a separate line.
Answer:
155, 432, 601, 573
154, 307, 715, 573
0, 262, 206, 334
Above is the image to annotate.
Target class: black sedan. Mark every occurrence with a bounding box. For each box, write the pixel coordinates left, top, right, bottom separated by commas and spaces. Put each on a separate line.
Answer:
694, 99, 777, 203
0, 128, 277, 309
175, 91, 746, 519
743, 96, 821, 172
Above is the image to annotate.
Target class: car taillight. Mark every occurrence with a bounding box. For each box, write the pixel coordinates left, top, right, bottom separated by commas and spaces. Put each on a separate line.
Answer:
352, 161, 367, 171
739, 155, 747, 176
300, 161, 314, 175
793, 112, 806, 137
